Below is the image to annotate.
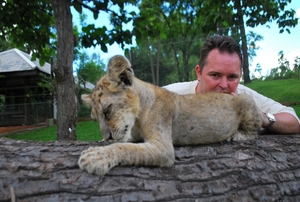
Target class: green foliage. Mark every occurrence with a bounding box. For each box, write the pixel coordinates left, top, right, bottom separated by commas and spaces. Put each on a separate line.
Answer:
134, 0, 215, 83
127, 43, 177, 86
1, 0, 137, 64
7, 121, 102, 142
78, 104, 92, 118
0, 39, 14, 52
0, 0, 56, 65
72, 0, 138, 51
76, 52, 106, 84
133, 0, 297, 84
0, 94, 5, 112
265, 51, 298, 80
217, 0, 297, 83
292, 56, 300, 79
0, 74, 5, 112
37, 73, 55, 101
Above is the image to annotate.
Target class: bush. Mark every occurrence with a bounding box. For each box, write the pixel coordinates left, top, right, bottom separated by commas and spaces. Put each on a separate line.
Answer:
0, 94, 4, 111
78, 104, 91, 118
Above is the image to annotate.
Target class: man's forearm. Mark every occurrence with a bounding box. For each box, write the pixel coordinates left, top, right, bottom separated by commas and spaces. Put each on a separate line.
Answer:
262, 112, 300, 134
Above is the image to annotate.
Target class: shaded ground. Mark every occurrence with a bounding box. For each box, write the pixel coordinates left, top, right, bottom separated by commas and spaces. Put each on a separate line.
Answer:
0, 118, 91, 136
0, 125, 44, 136
281, 102, 300, 106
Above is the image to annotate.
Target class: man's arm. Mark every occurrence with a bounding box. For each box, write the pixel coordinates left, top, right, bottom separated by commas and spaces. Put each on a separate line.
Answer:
261, 112, 300, 134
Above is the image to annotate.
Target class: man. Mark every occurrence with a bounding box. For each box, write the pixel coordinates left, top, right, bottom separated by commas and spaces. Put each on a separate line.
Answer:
164, 35, 300, 134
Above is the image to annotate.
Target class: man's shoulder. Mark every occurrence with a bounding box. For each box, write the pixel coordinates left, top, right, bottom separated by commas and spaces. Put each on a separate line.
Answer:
163, 81, 197, 95
236, 84, 259, 96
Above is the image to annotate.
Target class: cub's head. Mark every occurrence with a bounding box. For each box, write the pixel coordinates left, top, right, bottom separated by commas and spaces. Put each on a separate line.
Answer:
82, 55, 139, 142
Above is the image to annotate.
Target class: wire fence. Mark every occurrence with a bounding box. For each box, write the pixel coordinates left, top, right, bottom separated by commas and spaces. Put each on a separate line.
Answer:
0, 101, 53, 126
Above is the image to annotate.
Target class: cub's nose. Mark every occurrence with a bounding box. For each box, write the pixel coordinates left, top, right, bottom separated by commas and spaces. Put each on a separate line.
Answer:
105, 132, 113, 141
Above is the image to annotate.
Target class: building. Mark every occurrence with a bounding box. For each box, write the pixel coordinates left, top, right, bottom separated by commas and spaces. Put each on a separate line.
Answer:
0, 48, 54, 126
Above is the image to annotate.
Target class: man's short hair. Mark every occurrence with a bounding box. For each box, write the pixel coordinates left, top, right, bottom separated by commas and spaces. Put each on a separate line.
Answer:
199, 36, 243, 72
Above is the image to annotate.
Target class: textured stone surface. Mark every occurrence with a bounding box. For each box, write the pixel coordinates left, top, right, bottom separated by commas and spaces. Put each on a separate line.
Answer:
0, 134, 299, 201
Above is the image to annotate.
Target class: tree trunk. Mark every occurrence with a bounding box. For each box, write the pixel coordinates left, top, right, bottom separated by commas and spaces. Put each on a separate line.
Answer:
147, 37, 156, 85
156, 37, 161, 86
182, 52, 190, 81
51, 0, 77, 140
235, 0, 251, 83
0, 134, 299, 201
172, 45, 182, 82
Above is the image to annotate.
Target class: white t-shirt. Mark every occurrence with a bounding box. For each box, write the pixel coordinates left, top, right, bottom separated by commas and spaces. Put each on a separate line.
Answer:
163, 80, 300, 123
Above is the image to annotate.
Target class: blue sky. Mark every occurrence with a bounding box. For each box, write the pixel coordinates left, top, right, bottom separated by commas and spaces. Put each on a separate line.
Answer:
72, 1, 300, 77
247, 1, 300, 76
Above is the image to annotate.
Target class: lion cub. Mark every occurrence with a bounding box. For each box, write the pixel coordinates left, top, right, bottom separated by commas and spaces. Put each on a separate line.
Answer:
78, 55, 261, 176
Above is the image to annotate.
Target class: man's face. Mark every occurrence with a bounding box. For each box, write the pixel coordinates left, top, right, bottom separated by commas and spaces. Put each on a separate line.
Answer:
196, 49, 241, 94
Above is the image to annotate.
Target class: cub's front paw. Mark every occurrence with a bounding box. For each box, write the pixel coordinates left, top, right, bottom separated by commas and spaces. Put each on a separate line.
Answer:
78, 146, 117, 176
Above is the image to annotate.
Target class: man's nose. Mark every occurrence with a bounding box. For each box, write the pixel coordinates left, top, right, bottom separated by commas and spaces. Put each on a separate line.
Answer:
219, 77, 228, 88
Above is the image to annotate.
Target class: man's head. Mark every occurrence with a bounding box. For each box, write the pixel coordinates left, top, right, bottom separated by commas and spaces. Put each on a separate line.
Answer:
195, 36, 242, 94
199, 36, 243, 73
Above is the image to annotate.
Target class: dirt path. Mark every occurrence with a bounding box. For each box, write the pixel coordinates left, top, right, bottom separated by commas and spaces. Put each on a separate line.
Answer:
0, 125, 42, 135
0, 118, 91, 135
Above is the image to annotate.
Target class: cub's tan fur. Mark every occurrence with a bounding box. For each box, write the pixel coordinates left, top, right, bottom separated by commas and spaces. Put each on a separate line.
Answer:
78, 55, 261, 176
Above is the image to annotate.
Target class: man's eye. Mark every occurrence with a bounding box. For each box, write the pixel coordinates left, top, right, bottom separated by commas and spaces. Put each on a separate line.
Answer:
229, 75, 238, 80
210, 73, 220, 78
103, 104, 112, 119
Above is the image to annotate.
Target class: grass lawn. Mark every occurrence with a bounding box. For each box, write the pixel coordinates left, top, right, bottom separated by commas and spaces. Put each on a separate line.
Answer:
7, 120, 102, 142
3, 78, 300, 141
292, 105, 300, 118
245, 78, 300, 103
245, 78, 300, 117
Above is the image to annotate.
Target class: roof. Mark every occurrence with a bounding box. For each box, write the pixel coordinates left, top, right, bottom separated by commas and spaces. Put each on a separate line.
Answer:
74, 76, 95, 90
0, 48, 51, 74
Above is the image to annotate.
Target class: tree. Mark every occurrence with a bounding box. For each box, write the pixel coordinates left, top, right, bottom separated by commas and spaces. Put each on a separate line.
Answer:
230, 0, 298, 83
126, 42, 175, 86
293, 56, 300, 79
0, 39, 14, 52
134, 0, 217, 83
265, 51, 297, 80
132, 1, 165, 85
0, 0, 137, 140
74, 14, 106, 86
0, 0, 56, 63
247, 31, 264, 65
76, 52, 106, 85
51, 0, 77, 140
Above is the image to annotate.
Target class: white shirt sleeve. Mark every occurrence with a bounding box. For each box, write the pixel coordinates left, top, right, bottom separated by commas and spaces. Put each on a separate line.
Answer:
163, 81, 198, 95
237, 84, 300, 123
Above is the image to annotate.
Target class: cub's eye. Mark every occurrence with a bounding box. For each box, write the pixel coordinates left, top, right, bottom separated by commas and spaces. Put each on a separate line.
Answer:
103, 104, 112, 120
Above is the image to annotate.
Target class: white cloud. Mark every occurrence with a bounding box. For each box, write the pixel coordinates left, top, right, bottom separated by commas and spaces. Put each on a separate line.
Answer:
296, 8, 300, 18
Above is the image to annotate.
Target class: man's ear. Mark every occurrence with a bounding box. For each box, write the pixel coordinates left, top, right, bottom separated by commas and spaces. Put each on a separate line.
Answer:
81, 94, 92, 107
107, 55, 134, 86
195, 65, 202, 80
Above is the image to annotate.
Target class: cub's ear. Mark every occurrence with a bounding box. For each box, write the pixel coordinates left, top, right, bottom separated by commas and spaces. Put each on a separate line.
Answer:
81, 94, 92, 107
107, 55, 134, 86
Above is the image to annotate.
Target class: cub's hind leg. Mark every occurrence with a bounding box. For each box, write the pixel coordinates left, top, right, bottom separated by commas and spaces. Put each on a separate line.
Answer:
231, 94, 262, 141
